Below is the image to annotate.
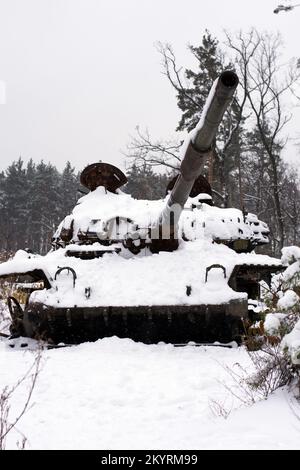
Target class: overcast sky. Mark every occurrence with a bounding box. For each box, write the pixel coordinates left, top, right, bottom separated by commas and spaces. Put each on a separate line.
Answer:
0, 0, 299, 173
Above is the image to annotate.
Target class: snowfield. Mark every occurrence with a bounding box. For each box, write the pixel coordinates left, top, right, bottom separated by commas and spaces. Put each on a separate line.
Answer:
1, 335, 300, 450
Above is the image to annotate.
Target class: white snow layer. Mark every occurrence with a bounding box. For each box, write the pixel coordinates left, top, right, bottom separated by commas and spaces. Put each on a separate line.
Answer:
282, 246, 300, 265
0, 186, 278, 308
277, 290, 300, 310
54, 186, 269, 246
0, 239, 280, 308
264, 313, 286, 335
1, 337, 300, 450
282, 319, 300, 365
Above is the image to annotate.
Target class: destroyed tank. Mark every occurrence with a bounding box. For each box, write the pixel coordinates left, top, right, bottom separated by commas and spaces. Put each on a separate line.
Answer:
0, 71, 283, 345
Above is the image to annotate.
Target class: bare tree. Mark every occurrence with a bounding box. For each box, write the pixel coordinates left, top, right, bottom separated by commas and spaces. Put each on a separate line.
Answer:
0, 348, 42, 449
225, 29, 300, 249
125, 126, 182, 172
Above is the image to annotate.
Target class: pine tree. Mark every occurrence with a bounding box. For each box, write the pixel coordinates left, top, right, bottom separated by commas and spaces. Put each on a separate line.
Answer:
60, 161, 80, 215
0, 170, 7, 251
124, 164, 170, 200
182, 33, 243, 206
28, 161, 60, 253
242, 123, 284, 254
157, 31, 244, 206
3, 158, 29, 251
176, 31, 224, 132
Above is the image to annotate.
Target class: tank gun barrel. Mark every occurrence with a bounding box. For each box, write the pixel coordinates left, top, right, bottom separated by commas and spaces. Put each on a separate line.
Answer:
153, 70, 239, 250
169, 70, 238, 208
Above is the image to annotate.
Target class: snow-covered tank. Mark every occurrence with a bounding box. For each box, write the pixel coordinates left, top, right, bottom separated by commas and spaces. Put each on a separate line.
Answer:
0, 71, 282, 345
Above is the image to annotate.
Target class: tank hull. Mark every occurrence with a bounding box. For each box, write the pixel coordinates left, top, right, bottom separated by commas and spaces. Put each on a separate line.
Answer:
23, 299, 247, 345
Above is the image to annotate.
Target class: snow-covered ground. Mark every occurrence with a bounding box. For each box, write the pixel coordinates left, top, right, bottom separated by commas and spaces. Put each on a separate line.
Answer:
1, 333, 300, 450
0, 245, 299, 450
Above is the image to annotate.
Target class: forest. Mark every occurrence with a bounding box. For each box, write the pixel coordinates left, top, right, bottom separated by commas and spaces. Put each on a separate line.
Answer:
0, 159, 169, 254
